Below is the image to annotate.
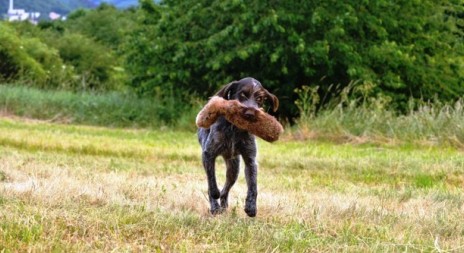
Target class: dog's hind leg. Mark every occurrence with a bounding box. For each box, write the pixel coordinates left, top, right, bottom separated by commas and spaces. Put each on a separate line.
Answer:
220, 156, 240, 209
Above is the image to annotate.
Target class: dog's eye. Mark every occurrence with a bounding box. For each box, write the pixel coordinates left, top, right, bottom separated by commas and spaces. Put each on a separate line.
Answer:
257, 96, 266, 104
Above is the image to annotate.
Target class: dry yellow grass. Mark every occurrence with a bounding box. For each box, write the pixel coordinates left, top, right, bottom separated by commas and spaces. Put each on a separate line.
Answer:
1, 117, 463, 252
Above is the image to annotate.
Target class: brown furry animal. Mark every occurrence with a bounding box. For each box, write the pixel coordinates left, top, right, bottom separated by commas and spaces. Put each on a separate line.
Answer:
196, 96, 284, 142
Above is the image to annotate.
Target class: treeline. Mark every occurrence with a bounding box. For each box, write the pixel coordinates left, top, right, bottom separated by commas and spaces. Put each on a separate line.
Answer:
0, 0, 97, 16
1, 0, 463, 121
0, 0, 140, 16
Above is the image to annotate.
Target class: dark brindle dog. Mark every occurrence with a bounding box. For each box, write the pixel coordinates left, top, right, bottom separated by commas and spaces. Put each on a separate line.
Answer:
197, 77, 279, 217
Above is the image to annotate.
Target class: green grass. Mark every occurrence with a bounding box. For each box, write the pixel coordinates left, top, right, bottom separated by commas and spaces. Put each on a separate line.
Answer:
293, 84, 464, 149
294, 98, 464, 149
1, 117, 464, 252
3, 83, 464, 150
0, 84, 199, 130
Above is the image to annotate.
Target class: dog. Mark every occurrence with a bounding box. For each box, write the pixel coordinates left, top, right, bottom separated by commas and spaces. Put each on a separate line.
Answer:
197, 77, 279, 217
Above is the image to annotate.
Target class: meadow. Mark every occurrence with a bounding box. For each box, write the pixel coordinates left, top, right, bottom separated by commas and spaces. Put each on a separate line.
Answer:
0, 116, 463, 252
2, 1, 463, 250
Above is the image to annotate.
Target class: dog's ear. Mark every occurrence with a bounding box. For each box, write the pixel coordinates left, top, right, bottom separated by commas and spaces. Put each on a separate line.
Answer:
264, 89, 279, 112
215, 81, 239, 100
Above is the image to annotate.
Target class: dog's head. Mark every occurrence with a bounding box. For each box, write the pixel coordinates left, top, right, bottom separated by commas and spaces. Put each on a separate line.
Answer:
215, 78, 279, 116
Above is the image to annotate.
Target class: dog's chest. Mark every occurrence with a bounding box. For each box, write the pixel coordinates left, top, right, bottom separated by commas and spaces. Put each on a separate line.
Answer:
201, 118, 254, 159
220, 138, 241, 159
218, 129, 247, 158
209, 128, 239, 157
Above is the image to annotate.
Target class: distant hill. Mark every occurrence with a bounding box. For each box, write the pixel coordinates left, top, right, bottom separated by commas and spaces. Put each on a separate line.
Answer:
0, 0, 139, 17
90, 0, 139, 9
100, 0, 139, 8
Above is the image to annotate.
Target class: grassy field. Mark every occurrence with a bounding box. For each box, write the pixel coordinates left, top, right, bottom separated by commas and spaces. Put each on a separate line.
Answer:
0, 117, 463, 252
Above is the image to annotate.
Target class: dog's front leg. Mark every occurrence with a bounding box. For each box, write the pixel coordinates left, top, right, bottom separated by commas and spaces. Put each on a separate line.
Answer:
202, 151, 221, 214
243, 156, 258, 217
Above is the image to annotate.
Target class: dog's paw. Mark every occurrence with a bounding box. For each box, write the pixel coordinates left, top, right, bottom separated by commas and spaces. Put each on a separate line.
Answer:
244, 206, 257, 217
210, 207, 225, 215
220, 197, 229, 209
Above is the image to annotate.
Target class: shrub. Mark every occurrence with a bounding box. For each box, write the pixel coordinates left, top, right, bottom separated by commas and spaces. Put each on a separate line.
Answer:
21, 38, 75, 89
0, 23, 47, 84
46, 32, 123, 91
1, 22, 74, 89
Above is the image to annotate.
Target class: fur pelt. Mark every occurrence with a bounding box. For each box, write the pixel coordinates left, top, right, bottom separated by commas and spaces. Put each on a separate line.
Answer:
196, 96, 283, 142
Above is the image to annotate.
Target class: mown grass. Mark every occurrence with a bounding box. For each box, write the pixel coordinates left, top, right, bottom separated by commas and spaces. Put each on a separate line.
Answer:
1, 117, 463, 252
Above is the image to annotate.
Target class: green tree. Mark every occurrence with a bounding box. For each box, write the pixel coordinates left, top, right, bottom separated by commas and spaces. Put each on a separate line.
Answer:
50, 32, 122, 90
125, 0, 464, 117
0, 22, 71, 87
10, 19, 124, 91
0, 0, 96, 16
65, 4, 137, 50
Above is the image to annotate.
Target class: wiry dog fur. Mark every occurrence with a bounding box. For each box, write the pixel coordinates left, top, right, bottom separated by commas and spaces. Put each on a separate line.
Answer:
197, 77, 280, 217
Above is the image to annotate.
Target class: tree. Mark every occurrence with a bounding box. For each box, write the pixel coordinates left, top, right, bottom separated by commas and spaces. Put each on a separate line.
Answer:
0, 22, 71, 88
65, 3, 137, 50
8, 19, 124, 91
125, 0, 464, 117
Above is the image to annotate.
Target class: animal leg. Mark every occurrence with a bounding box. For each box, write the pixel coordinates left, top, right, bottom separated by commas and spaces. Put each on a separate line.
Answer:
220, 156, 240, 209
202, 151, 221, 214
243, 156, 258, 217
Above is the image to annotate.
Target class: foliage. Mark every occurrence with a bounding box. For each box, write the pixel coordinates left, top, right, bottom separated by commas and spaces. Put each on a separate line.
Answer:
65, 4, 137, 49
0, 0, 139, 19
21, 37, 75, 88
37, 4, 136, 90
4, 4, 133, 91
125, 0, 464, 117
0, 0, 97, 16
0, 23, 36, 81
1, 0, 463, 119
123, 0, 162, 95
0, 23, 70, 87
46, 32, 121, 90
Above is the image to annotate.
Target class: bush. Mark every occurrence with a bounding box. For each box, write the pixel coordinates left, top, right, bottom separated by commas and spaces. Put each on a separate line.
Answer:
43, 32, 123, 91
65, 3, 137, 50
21, 38, 75, 89
0, 23, 47, 84
12, 20, 126, 92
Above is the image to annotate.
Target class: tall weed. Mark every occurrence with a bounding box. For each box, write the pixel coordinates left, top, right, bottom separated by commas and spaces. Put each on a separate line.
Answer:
294, 83, 464, 147
0, 84, 197, 129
